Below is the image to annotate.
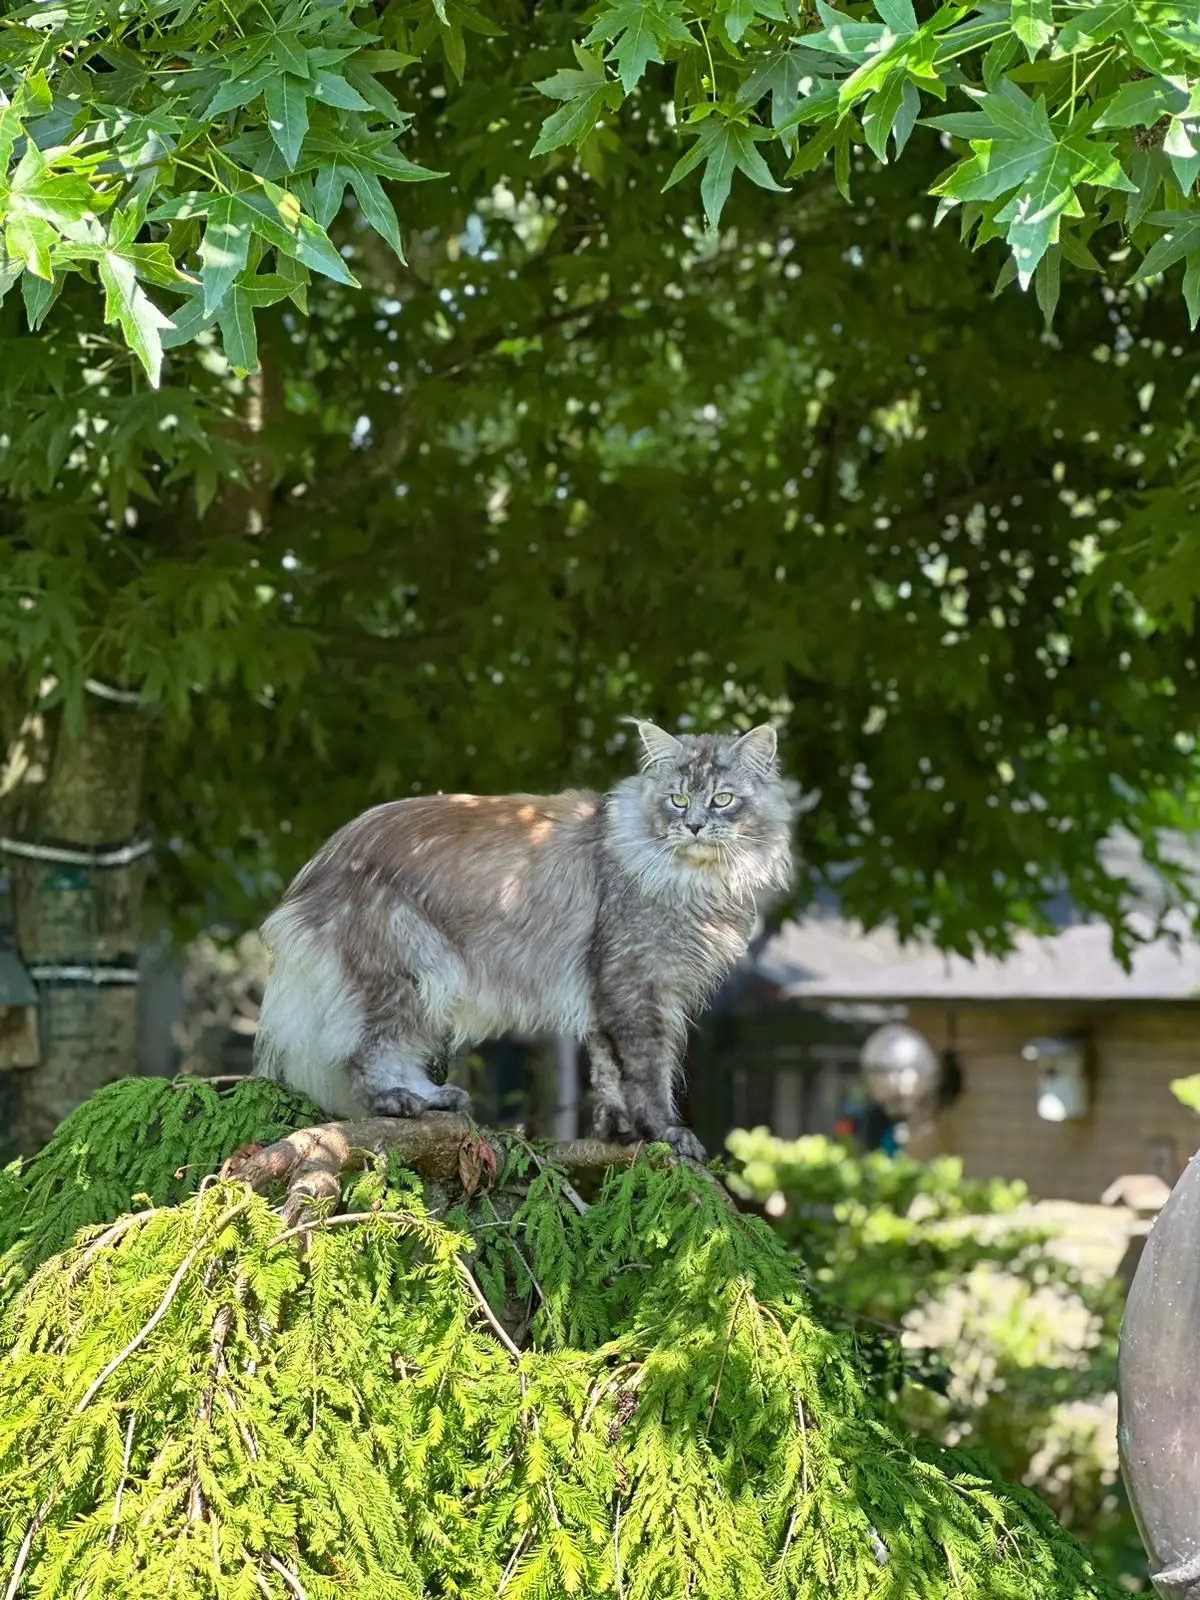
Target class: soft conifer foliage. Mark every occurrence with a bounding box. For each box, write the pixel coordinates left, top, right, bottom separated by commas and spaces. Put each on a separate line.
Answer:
0, 1076, 321, 1292
0, 1079, 1122, 1599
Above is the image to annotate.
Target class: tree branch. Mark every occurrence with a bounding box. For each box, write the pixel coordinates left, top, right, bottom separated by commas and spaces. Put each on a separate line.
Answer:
220, 1116, 737, 1229
307, 625, 463, 666
223, 1116, 656, 1197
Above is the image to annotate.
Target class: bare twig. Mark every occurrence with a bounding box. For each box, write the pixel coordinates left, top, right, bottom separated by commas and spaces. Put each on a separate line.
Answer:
107, 1412, 137, 1551
74, 1199, 251, 1415
510, 1132, 591, 1216
706, 1284, 748, 1431
267, 1209, 420, 1250
265, 1555, 309, 1600
780, 1507, 799, 1567
3, 1495, 55, 1600
219, 1386, 260, 1461
456, 1257, 522, 1361
614, 1496, 625, 1600
188, 1299, 236, 1522
497, 1526, 535, 1594
271, 1208, 523, 1356
67, 1210, 159, 1288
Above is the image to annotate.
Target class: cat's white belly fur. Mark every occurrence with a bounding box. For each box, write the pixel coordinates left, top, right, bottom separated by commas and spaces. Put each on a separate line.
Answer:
257, 895, 595, 1118
385, 894, 594, 1046
445, 981, 592, 1050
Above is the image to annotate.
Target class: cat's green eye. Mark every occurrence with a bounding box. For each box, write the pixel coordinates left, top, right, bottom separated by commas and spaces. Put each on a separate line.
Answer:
669, 793, 690, 809
710, 791, 735, 808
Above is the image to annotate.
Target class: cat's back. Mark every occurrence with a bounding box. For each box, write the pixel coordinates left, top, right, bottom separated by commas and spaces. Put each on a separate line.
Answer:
285, 787, 606, 920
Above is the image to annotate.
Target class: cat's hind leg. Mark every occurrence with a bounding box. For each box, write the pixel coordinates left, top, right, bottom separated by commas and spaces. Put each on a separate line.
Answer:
350, 1039, 472, 1120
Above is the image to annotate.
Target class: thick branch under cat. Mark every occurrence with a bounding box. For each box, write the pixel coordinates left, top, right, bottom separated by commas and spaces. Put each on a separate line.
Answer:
252, 720, 793, 1159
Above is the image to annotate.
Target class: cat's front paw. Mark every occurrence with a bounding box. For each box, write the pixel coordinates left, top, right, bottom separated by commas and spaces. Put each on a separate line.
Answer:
657, 1125, 707, 1163
370, 1088, 429, 1120
370, 1084, 472, 1120
423, 1084, 473, 1117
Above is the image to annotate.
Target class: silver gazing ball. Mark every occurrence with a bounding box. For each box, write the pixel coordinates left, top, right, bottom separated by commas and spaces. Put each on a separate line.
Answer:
860, 1023, 940, 1115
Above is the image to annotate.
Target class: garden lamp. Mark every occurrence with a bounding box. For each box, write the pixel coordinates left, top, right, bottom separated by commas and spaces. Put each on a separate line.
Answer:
1119, 1145, 1200, 1600
859, 1023, 940, 1121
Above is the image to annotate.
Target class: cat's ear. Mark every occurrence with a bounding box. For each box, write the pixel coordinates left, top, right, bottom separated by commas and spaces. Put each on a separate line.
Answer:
733, 724, 778, 777
632, 720, 684, 769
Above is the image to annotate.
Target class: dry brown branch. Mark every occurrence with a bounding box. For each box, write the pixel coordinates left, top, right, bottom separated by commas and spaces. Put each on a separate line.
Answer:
221, 1114, 716, 1200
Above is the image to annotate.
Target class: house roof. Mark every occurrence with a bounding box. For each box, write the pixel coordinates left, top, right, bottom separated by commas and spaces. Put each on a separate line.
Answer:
759, 829, 1200, 1006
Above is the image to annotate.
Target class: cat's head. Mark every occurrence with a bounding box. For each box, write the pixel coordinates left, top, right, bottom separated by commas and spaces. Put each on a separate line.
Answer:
624, 719, 792, 888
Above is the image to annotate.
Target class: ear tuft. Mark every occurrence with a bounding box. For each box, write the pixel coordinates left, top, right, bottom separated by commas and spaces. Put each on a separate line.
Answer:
629, 719, 684, 770
733, 724, 778, 777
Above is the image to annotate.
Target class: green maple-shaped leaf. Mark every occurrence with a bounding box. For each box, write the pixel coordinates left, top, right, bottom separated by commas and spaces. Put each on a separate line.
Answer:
1164, 115, 1200, 197
264, 73, 310, 167
804, 0, 887, 60
863, 74, 921, 161
204, 63, 279, 119
1050, 0, 1132, 55
994, 147, 1083, 286
663, 117, 787, 230
584, 0, 695, 95
533, 44, 623, 154
721, 0, 788, 46
344, 159, 407, 260
1094, 75, 1189, 129
932, 82, 1135, 284
737, 47, 844, 154
218, 287, 259, 374
198, 201, 252, 314
98, 252, 173, 385
1131, 210, 1200, 325
1011, 0, 1053, 59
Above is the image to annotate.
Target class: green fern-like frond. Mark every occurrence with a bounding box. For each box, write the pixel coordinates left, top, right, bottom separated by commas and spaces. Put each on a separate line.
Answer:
0, 1078, 1125, 1600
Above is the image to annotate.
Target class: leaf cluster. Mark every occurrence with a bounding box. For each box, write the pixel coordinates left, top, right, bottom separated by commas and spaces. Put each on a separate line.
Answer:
533, 0, 1200, 324
728, 1127, 1140, 1585
5, 6, 1200, 956
0, 0, 439, 379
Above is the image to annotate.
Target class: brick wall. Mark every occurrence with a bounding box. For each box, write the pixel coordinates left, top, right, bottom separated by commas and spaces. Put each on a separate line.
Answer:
905, 1004, 1200, 1203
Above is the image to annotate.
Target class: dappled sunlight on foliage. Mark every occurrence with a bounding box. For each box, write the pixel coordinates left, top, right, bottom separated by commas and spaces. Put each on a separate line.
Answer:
0, 1077, 1127, 1597
729, 1127, 1144, 1589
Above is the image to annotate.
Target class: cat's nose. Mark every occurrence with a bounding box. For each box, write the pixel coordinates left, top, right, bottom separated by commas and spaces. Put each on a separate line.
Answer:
686, 822, 703, 836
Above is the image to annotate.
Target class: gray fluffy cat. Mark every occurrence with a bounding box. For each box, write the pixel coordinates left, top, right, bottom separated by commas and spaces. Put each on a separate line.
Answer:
252, 720, 793, 1159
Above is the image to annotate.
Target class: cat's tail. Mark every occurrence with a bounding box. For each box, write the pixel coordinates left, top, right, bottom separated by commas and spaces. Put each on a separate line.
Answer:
252, 901, 367, 1119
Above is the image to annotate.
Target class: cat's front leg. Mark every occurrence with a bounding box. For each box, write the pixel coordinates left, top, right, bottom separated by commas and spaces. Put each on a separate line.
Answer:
590, 1004, 706, 1163
586, 1035, 635, 1144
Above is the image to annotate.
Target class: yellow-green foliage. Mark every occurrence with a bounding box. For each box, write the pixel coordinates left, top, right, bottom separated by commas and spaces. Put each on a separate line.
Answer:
0, 1079, 1123, 1599
727, 1128, 1141, 1588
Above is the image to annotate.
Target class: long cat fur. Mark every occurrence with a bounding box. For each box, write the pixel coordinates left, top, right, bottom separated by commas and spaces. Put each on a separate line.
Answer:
252, 720, 793, 1159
